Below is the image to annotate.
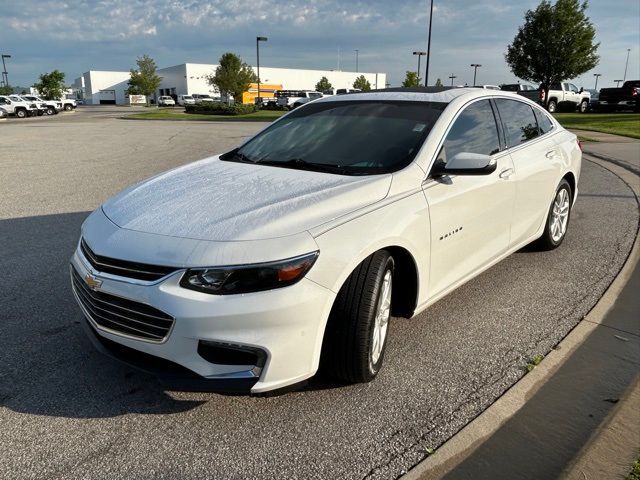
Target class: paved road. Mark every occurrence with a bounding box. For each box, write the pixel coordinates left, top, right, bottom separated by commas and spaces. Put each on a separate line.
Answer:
1, 110, 638, 479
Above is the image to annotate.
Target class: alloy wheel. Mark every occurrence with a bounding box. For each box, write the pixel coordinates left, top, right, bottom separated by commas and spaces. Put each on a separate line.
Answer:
550, 188, 570, 242
371, 270, 392, 365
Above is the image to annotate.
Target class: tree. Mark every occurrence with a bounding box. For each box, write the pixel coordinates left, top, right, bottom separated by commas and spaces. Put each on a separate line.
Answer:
208, 53, 258, 103
353, 75, 372, 91
434, 78, 443, 87
506, 0, 599, 106
127, 54, 162, 105
315, 76, 333, 93
0, 84, 12, 95
401, 71, 421, 87
33, 70, 66, 99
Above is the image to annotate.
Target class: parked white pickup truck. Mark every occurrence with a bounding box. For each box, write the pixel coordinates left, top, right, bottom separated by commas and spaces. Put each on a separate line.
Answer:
58, 98, 77, 111
543, 82, 590, 113
276, 90, 323, 109
21, 95, 62, 115
0, 95, 39, 118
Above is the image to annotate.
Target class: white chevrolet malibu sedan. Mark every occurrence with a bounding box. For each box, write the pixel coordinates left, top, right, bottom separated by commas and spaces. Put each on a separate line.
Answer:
71, 88, 581, 394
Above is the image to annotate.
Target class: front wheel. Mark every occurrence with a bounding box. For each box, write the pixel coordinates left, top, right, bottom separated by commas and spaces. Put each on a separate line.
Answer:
64, 104, 72, 111
535, 179, 572, 250
15, 109, 26, 118
320, 251, 394, 383
547, 100, 557, 113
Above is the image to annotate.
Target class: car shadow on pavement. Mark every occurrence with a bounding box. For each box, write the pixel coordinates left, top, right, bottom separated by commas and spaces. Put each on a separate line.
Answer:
0, 212, 204, 418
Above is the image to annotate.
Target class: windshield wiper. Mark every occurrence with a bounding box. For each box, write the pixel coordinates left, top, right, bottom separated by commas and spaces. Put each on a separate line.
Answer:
257, 158, 349, 175
220, 148, 258, 164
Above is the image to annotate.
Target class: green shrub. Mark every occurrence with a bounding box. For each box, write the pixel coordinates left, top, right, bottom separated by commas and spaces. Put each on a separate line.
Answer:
185, 102, 258, 116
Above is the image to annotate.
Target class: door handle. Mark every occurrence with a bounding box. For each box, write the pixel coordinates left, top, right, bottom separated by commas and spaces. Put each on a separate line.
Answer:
499, 168, 514, 179
546, 150, 557, 159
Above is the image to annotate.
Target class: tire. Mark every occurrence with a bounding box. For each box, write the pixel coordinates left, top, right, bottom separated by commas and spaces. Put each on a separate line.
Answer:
534, 179, 572, 250
320, 251, 394, 383
579, 100, 588, 113
64, 104, 72, 111
15, 109, 26, 118
547, 99, 557, 113
46, 107, 55, 115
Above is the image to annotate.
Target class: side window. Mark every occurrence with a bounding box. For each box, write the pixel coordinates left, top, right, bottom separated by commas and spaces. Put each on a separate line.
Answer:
495, 99, 540, 147
533, 108, 554, 134
441, 100, 501, 161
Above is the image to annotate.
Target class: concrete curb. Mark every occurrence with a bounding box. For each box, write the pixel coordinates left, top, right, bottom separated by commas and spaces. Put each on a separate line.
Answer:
404, 156, 640, 480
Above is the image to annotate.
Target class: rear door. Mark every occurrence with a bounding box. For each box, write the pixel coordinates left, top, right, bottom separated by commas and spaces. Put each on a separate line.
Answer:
423, 99, 516, 297
494, 98, 562, 247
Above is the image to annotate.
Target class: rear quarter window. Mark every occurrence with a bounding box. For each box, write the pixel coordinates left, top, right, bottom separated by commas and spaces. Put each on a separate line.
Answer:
533, 108, 554, 135
495, 98, 540, 147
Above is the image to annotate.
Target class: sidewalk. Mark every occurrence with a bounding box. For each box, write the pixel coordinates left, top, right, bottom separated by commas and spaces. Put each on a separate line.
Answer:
406, 136, 640, 480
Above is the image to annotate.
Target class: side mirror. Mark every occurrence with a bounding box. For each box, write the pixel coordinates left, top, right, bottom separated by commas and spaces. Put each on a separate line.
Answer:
431, 152, 497, 177
579, 87, 584, 93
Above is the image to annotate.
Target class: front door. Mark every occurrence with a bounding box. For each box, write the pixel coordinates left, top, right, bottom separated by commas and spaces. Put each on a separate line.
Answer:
423, 99, 516, 298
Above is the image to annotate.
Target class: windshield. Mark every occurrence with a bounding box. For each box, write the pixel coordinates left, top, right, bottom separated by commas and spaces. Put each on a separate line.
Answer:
221, 100, 446, 175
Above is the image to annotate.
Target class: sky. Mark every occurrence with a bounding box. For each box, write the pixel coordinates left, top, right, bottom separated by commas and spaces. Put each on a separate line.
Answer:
1, 0, 638, 90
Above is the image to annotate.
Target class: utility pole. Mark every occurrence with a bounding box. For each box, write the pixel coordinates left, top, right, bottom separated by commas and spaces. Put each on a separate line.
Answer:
448, 73, 457, 86
623, 48, 631, 82
413, 51, 426, 86
593, 73, 601, 90
354, 49, 359, 73
470, 63, 482, 86
1, 54, 11, 88
425, 0, 434, 86
256, 37, 267, 106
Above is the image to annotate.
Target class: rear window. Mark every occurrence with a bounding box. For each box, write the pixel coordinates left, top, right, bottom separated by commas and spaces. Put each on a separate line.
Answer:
495, 99, 540, 147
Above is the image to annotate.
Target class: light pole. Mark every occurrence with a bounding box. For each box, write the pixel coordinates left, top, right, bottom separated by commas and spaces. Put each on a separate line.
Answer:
470, 63, 482, 86
256, 36, 268, 106
425, 0, 434, 86
1, 54, 11, 87
413, 51, 426, 86
614, 79, 623, 87
623, 48, 631, 82
448, 73, 457, 86
354, 49, 359, 73
593, 73, 602, 90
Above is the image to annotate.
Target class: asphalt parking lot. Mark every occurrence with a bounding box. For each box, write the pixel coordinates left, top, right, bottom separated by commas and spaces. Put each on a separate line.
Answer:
1, 107, 638, 479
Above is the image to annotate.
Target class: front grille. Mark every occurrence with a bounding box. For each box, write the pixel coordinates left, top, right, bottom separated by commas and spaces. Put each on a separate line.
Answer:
71, 266, 174, 342
80, 239, 178, 281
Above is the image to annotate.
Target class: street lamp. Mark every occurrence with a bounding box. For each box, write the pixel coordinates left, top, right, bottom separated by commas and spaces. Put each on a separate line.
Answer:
448, 73, 457, 86
354, 49, 359, 73
470, 64, 482, 86
623, 48, 631, 82
413, 51, 426, 86
593, 73, 602, 90
425, 0, 434, 86
256, 36, 268, 107
614, 79, 623, 87
1, 54, 11, 88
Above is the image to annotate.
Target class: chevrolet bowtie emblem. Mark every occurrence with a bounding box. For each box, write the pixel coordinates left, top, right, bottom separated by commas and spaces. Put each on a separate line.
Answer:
84, 273, 103, 291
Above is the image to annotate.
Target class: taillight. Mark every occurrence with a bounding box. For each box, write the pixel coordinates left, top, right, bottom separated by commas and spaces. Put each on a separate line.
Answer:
631, 87, 638, 97
577, 139, 583, 151
539, 90, 545, 101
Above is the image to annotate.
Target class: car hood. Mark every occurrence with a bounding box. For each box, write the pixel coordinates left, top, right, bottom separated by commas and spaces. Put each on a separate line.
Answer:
102, 156, 392, 241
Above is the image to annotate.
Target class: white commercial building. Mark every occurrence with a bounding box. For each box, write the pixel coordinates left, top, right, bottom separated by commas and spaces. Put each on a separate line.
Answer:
79, 63, 386, 105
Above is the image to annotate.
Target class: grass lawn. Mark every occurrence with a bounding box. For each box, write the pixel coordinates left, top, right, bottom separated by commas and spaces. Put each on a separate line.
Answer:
553, 113, 640, 139
125, 108, 286, 122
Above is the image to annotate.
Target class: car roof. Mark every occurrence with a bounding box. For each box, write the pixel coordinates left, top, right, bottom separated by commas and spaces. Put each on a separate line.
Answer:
314, 87, 508, 105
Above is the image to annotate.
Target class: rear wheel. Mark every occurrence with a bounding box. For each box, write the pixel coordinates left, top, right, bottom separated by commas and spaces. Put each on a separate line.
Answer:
535, 179, 572, 250
579, 100, 588, 113
320, 251, 394, 383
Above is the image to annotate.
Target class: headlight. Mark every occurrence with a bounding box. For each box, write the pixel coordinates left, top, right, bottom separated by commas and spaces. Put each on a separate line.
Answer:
180, 251, 319, 295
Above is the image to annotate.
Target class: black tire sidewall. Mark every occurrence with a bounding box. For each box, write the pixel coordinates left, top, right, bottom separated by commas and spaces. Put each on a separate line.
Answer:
547, 100, 557, 113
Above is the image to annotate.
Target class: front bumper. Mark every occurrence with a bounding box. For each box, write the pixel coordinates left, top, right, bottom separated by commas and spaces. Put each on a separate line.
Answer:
70, 242, 335, 394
